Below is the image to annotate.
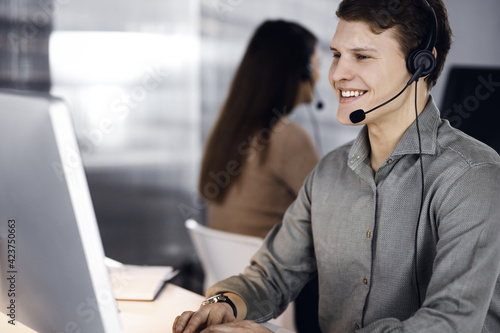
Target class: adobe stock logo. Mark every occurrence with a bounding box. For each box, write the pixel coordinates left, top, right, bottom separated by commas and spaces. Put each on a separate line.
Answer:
441, 73, 500, 128
212, 0, 243, 20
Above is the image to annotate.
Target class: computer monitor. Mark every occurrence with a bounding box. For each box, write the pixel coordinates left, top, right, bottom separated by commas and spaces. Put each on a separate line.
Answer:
440, 66, 500, 154
0, 90, 122, 332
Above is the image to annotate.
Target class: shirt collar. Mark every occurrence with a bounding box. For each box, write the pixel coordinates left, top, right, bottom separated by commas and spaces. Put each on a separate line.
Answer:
348, 126, 370, 170
348, 95, 440, 168
392, 95, 440, 156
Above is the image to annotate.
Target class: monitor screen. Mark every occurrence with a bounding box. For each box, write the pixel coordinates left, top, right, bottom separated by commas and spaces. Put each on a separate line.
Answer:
440, 66, 500, 154
0, 90, 122, 333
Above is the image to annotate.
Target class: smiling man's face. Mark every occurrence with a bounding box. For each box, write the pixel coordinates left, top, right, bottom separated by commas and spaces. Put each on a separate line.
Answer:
329, 19, 413, 126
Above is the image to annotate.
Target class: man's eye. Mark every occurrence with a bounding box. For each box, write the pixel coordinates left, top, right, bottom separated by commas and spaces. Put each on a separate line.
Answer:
357, 54, 369, 60
332, 53, 340, 59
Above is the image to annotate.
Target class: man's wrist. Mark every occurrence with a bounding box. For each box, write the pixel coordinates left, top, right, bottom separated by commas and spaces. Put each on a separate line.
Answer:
202, 293, 238, 318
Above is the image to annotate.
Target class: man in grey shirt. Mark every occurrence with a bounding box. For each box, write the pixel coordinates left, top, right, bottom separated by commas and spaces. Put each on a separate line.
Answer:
174, 0, 500, 332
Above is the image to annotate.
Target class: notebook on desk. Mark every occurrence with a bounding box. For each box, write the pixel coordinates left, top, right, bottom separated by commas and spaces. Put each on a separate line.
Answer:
108, 263, 178, 301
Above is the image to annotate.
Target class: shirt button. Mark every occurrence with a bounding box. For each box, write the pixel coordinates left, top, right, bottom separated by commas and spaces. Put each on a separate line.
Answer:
363, 278, 368, 285
355, 323, 360, 330
366, 231, 371, 238
386, 158, 393, 164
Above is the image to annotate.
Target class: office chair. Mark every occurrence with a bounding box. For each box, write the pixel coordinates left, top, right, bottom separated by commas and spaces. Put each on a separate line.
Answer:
185, 219, 296, 331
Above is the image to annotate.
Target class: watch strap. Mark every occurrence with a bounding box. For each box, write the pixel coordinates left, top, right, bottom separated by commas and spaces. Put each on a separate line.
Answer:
201, 293, 238, 318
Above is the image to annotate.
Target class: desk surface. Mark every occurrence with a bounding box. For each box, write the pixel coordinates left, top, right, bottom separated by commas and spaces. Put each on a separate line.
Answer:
119, 283, 204, 333
0, 283, 204, 333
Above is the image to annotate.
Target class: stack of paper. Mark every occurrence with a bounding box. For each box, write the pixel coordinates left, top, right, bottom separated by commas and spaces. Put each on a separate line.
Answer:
107, 259, 178, 301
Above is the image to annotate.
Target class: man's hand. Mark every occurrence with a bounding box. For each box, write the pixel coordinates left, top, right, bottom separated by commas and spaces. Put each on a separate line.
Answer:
173, 302, 236, 333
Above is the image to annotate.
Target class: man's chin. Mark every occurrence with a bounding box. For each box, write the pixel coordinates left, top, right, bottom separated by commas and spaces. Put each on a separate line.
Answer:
336, 110, 359, 126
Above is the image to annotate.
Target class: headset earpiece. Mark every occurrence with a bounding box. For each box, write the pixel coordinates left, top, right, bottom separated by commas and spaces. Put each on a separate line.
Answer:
406, 1, 438, 81
407, 49, 436, 77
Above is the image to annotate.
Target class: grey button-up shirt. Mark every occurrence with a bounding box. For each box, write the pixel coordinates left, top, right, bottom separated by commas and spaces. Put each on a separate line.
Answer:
208, 96, 500, 332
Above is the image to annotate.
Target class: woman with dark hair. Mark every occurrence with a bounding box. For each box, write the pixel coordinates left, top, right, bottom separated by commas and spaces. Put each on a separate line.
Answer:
199, 20, 321, 239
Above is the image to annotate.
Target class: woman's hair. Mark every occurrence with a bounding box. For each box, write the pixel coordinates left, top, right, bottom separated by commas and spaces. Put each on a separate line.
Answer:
336, 0, 452, 90
199, 19, 318, 203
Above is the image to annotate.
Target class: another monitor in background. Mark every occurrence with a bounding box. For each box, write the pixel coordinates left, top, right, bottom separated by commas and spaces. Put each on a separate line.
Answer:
440, 66, 500, 154
0, 90, 122, 333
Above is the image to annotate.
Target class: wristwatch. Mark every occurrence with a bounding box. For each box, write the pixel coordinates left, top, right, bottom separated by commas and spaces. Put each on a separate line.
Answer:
201, 293, 237, 318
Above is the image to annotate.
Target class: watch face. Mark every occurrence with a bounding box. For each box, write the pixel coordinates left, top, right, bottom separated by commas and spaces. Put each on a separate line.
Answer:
201, 294, 237, 318
202, 294, 226, 306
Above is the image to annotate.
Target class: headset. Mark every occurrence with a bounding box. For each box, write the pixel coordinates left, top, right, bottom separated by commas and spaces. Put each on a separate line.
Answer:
407, 0, 438, 84
411, 0, 438, 309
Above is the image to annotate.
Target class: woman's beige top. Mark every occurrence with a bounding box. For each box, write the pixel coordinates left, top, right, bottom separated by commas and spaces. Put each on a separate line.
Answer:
208, 117, 320, 238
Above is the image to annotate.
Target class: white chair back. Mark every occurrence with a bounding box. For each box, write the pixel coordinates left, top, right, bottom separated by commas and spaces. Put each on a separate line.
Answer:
185, 219, 263, 289
185, 219, 296, 331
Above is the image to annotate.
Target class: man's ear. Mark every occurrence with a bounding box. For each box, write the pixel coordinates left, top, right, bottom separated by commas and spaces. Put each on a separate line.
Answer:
422, 47, 438, 82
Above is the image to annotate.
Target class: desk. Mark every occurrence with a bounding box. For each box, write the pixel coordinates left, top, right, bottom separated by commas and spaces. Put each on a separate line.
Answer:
118, 283, 204, 333
0, 283, 203, 333
0, 284, 291, 333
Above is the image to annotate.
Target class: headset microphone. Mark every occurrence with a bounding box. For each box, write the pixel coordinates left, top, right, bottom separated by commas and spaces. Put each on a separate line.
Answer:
349, 65, 426, 124
348, 85, 408, 124
314, 88, 324, 110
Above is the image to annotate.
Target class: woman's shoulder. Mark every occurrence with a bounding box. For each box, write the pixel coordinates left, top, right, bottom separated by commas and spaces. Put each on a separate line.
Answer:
264, 116, 320, 169
270, 117, 315, 150
273, 116, 308, 135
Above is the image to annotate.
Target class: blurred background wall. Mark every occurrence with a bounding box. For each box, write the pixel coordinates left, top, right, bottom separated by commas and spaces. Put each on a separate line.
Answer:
0, 0, 499, 293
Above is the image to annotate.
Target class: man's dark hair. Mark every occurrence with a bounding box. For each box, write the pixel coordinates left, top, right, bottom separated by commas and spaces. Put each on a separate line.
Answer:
336, 0, 453, 90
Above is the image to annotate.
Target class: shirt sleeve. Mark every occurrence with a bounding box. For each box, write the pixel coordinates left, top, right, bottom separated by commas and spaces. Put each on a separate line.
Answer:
360, 162, 500, 332
206, 168, 318, 322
